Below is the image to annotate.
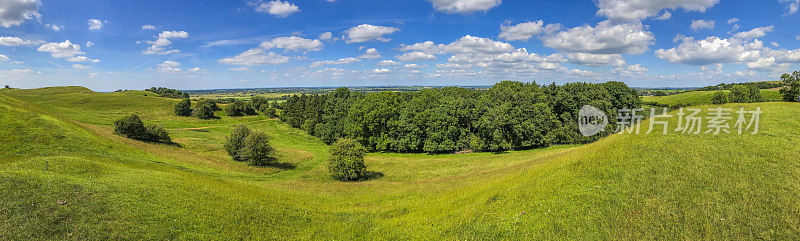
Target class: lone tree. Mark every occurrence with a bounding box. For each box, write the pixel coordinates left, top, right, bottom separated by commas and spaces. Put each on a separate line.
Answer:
113, 114, 171, 143
711, 91, 728, 105
174, 99, 192, 116
193, 99, 217, 119
241, 132, 275, 166
328, 139, 368, 181
114, 114, 148, 140
224, 125, 252, 162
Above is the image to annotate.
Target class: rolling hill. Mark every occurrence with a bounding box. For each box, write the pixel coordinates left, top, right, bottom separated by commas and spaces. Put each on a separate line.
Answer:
2, 87, 799, 239
643, 89, 783, 107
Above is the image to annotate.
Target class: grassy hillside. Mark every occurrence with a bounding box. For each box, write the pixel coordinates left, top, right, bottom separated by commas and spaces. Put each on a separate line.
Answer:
2, 87, 799, 239
644, 89, 782, 106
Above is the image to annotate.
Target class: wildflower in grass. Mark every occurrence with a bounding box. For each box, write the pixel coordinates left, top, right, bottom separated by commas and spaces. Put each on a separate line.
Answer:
734, 107, 763, 135
646, 108, 672, 135
675, 108, 703, 134
705, 107, 733, 135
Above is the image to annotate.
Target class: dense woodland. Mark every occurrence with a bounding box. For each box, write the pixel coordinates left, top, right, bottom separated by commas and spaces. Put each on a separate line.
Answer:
279, 81, 640, 154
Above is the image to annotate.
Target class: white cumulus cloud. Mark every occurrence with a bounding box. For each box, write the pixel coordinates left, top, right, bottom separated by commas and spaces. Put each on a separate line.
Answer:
218, 49, 289, 66
252, 0, 300, 17
596, 0, 719, 21
0, 0, 41, 28
426, 0, 502, 14
344, 24, 399, 43
37, 40, 84, 58
542, 20, 654, 55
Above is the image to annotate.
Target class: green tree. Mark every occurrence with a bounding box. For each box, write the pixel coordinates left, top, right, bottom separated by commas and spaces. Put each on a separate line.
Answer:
225, 99, 255, 117
174, 99, 192, 116
114, 114, 171, 143
145, 125, 172, 143
114, 114, 148, 140
780, 71, 800, 102
241, 132, 275, 166
328, 139, 368, 181
747, 86, 764, 103
224, 125, 252, 161
193, 100, 217, 119
729, 85, 751, 103
711, 91, 728, 105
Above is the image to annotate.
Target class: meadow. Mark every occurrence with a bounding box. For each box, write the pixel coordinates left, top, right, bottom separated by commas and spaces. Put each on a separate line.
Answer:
2, 87, 800, 239
643, 89, 782, 107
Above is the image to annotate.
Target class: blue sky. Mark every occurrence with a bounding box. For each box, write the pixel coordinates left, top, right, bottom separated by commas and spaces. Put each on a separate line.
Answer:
0, 0, 799, 91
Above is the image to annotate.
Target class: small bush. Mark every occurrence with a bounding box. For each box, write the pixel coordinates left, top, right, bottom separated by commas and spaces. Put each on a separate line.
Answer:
711, 91, 728, 105
224, 125, 252, 161
145, 124, 172, 143
114, 114, 148, 140
328, 139, 368, 181
174, 99, 192, 116
781, 82, 800, 102
193, 100, 217, 119
225, 100, 256, 117
729, 85, 751, 103
241, 132, 275, 166
114, 114, 172, 143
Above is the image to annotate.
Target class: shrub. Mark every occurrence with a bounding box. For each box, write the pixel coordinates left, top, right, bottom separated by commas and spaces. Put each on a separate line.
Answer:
729, 85, 751, 103
193, 100, 217, 119
145, 124, 172, 143
328, 139, 368, 181
747, 86, 764, 103
114, 114, 148, 140
224, 125, 252, 161
241, 132, 275, 166
711, 91, 728, 105
174, 99, 192, 116
225, 100, 256, 117
781, 82, 800, 102
114, 114, 171, 143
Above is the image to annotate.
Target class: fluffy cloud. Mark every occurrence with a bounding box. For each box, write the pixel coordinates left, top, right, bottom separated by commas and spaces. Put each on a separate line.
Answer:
141, 24, 156, 30
372, 68, 392, 74
733, 26, 774, 40
156, 60, 181, 73
142, 30, 188, 55
310, 57, 361, 67
260, 36, 322, 51
217, 49, 289, 66
690, 20, 715, 31
566, 53, 626, 67
37, 40, 84, 58
88, 19, 104, 30
0, 36, 40, 46
344, 24, 399, 43
655, 36, 760, 65
542, 21, 654, 55
252, 0, 299, 17
379, 60, 401, 66
358, 48, 381, 59
0, 0, 40, 28
318, 32, 333, 40
397, 52, 437, 62
0, 54, 9, 61
426, 0, 501, 14
498, 21, 560, 41
595, 0, 720, 21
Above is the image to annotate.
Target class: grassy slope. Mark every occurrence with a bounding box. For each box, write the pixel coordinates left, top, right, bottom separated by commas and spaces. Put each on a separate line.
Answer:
2, 87, 800, 239
644, 89, 782, 106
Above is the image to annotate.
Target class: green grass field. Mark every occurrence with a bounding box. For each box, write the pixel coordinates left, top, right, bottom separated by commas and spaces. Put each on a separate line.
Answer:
643, 89, 783, 107
2, 87, 800, 239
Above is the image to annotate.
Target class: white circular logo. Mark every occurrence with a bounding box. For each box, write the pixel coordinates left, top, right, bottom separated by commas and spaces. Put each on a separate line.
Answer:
579, 105, 608, 137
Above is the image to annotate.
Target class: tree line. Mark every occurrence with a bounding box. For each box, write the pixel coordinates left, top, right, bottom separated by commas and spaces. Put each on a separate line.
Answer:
145, 87, 190, 99
279, 81, 641, 154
